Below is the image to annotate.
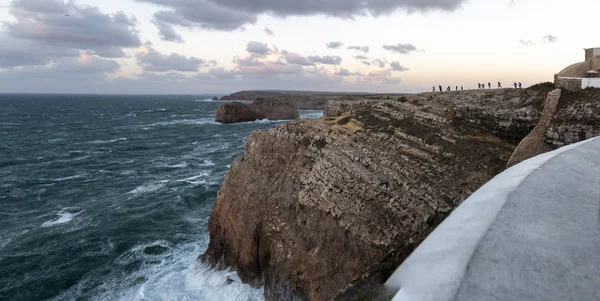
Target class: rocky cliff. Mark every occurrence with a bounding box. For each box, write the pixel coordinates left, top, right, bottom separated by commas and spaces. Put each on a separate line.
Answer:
215, 97, 299, 124
202, 86, 600, 301
220, 90, 408, 110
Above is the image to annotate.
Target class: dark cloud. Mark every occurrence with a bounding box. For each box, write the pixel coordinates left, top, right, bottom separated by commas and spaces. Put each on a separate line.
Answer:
153, 17, 185, 43
308, 55, 342, 65
382, 43, 418, 54
4, 0, 141, 58
246, 41, 272, 56
354, 55, 369, 60
389, 61, 409, 71
0, 34, 79, 68
138, 0, 465, 34
137, 45, 208, 72
0, 55, 120, 89
139, 0, 257, 35
348, 45, 370, 53
283, 52, 314, 66
263, 27, 274, 36
326, 41, 344, 49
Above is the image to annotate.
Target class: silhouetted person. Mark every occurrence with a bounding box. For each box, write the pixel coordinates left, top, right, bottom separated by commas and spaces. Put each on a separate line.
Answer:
498, 81, 502, 89
439, 85, 443, 92
518, 82, 522, 89
461, 86, 464, 91
514, 82, 518, 88
488, 82, 491, 89
456, 86, 458, 91
447, 86, 451, 91
433, 86, 436, 92
478, 83, 481, 89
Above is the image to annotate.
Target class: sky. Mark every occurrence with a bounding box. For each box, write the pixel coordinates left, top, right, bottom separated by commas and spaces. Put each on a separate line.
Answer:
0, 0, 598, 94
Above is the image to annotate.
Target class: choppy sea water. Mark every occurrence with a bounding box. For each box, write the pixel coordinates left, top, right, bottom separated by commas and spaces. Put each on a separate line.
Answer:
0, 94, 323, 301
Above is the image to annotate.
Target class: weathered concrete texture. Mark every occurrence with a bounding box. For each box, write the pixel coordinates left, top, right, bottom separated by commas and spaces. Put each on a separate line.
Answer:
455, 138, 600, 301
386, 138, 600, 301
507, 89, 561, 167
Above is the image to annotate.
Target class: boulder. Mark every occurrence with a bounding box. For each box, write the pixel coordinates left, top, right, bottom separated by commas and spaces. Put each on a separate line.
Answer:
215, 102, 259, 124
212, 96, 219, 101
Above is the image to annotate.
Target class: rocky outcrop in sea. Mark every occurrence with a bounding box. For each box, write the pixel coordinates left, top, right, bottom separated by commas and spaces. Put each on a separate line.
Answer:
202, 85, 600, 300
215, 97, 299, 124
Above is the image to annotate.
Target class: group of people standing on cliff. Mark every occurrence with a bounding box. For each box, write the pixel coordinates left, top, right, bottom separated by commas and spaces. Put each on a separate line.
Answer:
477, 82, 522, 89
433, 81, 523, 92
435, 85, 464, 92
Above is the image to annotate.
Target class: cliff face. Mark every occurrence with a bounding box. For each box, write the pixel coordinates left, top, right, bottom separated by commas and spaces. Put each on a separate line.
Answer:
203, 87, 600, 301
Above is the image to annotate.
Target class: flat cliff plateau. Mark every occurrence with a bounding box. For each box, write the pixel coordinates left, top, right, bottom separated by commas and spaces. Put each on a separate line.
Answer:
202, 85, 600, 301
220, 90, 408, 110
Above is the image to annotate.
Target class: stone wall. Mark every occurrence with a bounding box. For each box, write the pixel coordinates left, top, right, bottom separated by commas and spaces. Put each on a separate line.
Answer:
585, 48, 593, 61
554, 76, 582, 91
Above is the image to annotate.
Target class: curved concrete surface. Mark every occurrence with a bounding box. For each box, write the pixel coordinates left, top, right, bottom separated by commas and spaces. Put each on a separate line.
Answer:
386, 137, 600, 301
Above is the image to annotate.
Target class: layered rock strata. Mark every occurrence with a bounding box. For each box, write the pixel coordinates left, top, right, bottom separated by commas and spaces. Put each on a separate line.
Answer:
203, 86, 600, 301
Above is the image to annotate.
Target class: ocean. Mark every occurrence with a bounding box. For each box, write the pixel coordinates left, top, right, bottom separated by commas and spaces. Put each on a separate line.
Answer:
0, 94, 323, 301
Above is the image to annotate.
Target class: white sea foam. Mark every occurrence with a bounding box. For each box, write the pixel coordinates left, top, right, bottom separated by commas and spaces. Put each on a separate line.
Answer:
129, 181, 169, 195
146, 118, 218, 127
176, 172, 213, 186
53, 174, 86, 182
299, 110, 324, 119
87, 138, 128, 144
41, 211, 84, 228
201, 160, 215, 167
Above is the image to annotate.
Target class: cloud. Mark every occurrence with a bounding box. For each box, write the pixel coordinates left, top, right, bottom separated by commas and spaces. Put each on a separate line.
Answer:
246, 41, 272, 56
0, 34, 79, 68
354, 55, 369, 60
542, 34, 558, 43
263, 27, 274, 36
136, 44, 208, 72
138, 0, 466, 34
382, 43, 419, 54
308, 55, 342, 65
234, 55, 265, 66
372, 58, 387, 68
326, 41, 344, 49
367, 69, 400, 84
520, 34, 559, 46
334, 68, 362, 76
283, 52, 314, 66
389, 61, 409, 71
4, 0, 141, 58
348, 45, 370, 53
153, 17, 185, 43
208, 67, 238, 79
